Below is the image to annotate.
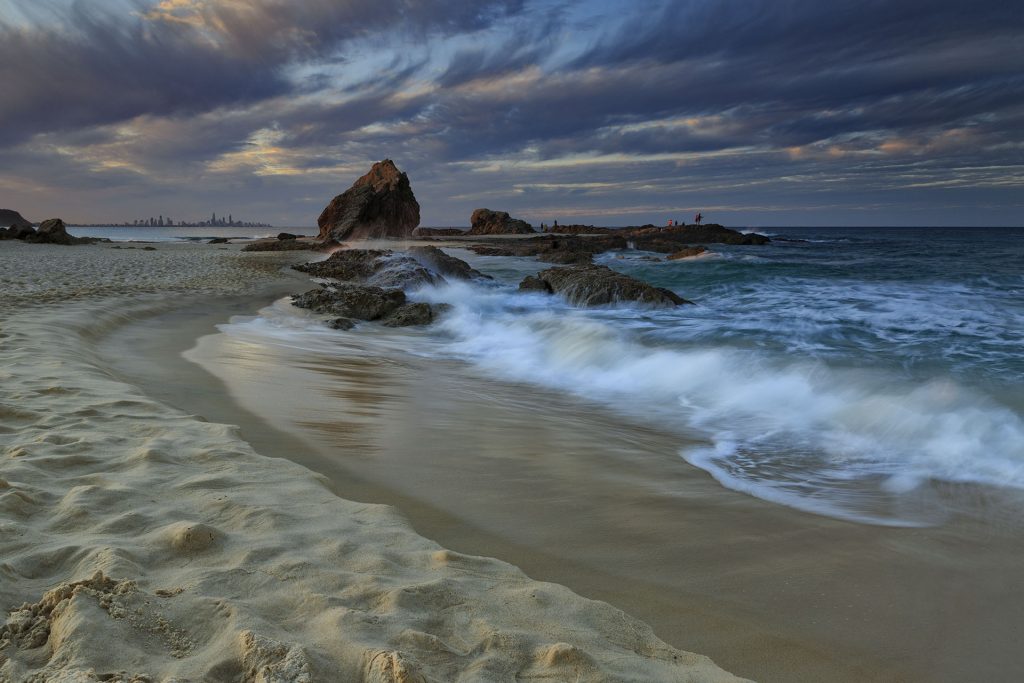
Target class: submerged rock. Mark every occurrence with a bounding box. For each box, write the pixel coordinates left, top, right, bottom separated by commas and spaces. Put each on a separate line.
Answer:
407, 245, 491, 280
520, 265, 692, 307
666, 246, 708, 260
317, 159, 420, 242
467, 209, 535, 235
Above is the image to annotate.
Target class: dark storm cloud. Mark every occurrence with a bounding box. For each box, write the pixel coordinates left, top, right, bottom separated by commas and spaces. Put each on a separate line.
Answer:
1, 0, 1020, 226
0, 0, 523, 146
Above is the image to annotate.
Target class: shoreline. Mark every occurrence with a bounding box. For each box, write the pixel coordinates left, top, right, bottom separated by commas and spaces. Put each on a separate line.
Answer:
103, 241, 1024, 683
0, 242, 743, 681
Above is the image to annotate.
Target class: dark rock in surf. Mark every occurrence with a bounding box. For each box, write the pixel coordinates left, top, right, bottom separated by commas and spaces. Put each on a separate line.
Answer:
20, 218, 103, 245
291, 284, 447, 327
666, 246, 707, 260
412, 227, 466, 237
0, 209, 33, 238
467, 209, 535, 235
518, 275, 553, 294
521, 264, 692, 307
277, 232, 298, 240
317, 160, 421, 242
241, 239, 318, 252
294, 249, 441, 290
406, 245, 491, 280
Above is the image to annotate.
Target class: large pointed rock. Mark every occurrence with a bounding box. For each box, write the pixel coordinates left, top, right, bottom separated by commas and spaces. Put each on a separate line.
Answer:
317, 160, 421, 242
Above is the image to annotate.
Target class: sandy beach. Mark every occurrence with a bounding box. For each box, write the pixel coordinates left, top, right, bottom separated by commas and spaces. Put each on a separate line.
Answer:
0, 240, 744, 681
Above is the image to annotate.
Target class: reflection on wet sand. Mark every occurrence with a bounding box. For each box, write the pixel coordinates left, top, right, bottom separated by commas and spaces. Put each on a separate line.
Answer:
102, 297, 1024, 683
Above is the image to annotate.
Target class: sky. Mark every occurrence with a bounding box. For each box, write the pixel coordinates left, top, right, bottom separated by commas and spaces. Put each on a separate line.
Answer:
1, 0, 1022, 227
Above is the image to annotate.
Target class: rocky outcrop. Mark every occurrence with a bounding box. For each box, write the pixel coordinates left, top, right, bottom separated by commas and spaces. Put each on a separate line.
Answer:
666, 246, 707, 260
294, 249, 441, 290
625, 223, 769, 245
470, 235, 627, 263
242, 239, 320, 252
543, 224, 614, 235
0, 209, 32, 232
11, 218, 104, 245
407, 246, 491, 280
317, 160, 420, 242
291, 284, 447, 328
467, 209, 535, 235
294, 247, 487, 289
412, 227, 466, 237
520, 265, 692, 308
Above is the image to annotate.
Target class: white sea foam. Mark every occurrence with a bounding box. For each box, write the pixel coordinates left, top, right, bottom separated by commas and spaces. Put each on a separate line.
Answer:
407, 281, 1024, 524
217, 273, 1024, 526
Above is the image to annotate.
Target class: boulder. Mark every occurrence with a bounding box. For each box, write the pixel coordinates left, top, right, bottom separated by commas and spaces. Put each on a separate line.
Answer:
292, 283, 406, 320
381, 302, 438, 327
0, 209, 33, 235
294, 248, 444, 290
208, 237, 230, 244
470, 234, 627, 262
518, 275, 552, 293
666, 246, 707, 260
241, 239, 317, 252
520, 265, 692, 308
407, 246, 491, 280
19, 218, 102, 245
467, 209, 535, 235
412, 227, 466, 237
291, 284, 447, 328
625, 224, 769, 245
317, 159, 420, 242
277, 232, 298, 240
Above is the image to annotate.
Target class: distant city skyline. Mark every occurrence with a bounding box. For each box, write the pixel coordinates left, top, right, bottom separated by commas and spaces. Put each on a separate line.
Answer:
1, 0, 1021, 227
110, 212, 272, 228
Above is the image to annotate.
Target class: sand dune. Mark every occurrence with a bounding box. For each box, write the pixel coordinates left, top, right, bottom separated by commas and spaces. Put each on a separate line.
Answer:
0, 242, 742, 681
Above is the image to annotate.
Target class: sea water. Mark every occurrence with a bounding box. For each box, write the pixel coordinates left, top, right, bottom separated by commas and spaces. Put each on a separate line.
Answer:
217, 226, 1024, 527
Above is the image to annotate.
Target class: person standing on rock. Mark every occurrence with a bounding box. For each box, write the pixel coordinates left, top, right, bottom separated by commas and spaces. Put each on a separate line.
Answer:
695, 212, 703, 225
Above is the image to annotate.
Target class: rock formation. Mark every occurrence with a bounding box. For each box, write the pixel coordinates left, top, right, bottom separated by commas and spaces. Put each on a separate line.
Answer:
667, 246, 707, 260
520, 265, 692, 308
242, 239, 320, 252
294, 247, 487, 290
317, 160, 421, 242
0, 209, 32, 232
291, 284, 448, 329
412, 227, 466, 237
467, 209, 535, 235
294, 249, 441, 290
6, 218, 104, 245
407, 246, 491, 280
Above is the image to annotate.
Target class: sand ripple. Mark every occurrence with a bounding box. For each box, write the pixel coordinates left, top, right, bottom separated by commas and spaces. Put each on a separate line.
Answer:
0, 243, 742, 681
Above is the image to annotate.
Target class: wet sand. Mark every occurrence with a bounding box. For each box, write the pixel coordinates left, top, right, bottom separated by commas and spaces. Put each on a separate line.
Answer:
1, 242, 741, 681
99, 288, 1024, 683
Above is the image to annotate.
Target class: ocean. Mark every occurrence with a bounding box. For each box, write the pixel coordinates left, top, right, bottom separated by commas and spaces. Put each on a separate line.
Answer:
83, 225, 1024, 680
199, 225, 1024, 528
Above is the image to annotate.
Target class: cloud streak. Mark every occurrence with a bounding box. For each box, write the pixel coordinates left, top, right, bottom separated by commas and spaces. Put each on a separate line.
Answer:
0, 0, 1021, 226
